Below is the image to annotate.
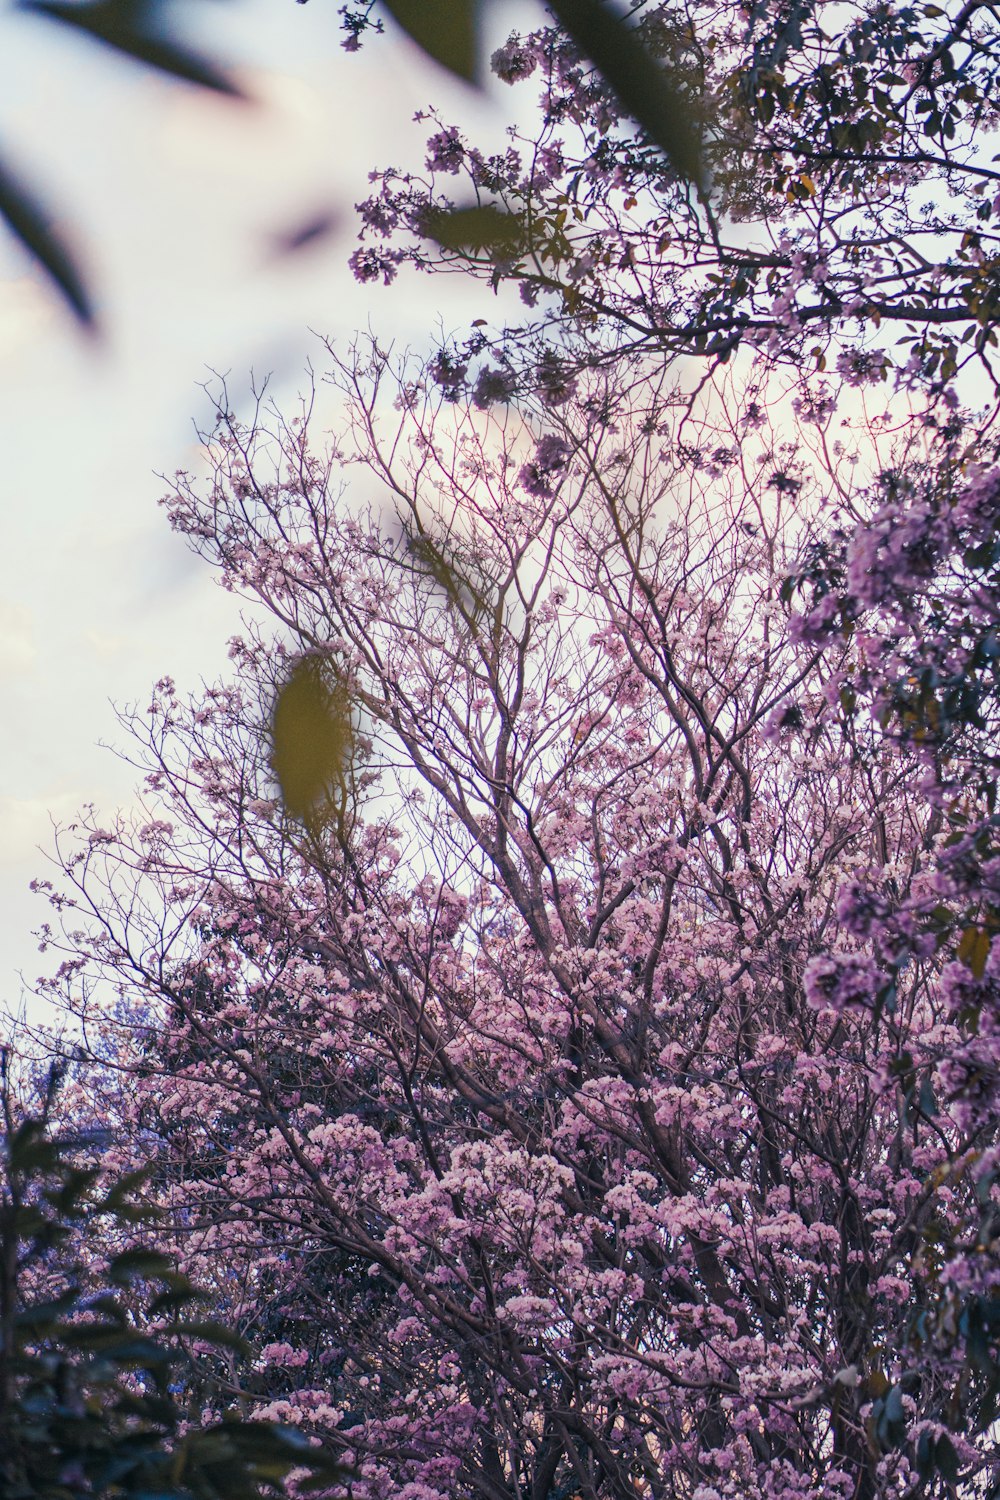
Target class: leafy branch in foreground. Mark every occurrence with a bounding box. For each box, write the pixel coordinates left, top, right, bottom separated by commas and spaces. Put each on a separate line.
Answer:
3, 0, 248, 330
0, 1050, 344, 1499
4, 0, 701, 329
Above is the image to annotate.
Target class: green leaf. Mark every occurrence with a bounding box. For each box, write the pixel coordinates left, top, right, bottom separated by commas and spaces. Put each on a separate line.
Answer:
918, 1076, 938, 1119
934, 1433, 961, 1486
107, 1247, 176, 1285
958, 923, 991, 978
81, 1292, 127, 1322
197, 1420, 345, 1476
15, 1291, 79, 1328
875, 1383, 907, 1448
145, 1273, 204, 1317
382, 0, 478, 82
58, 1327, 172, 1364
21, 0, 246, 97
546, 0, 703, 186
175, 1420, 345, 1495
0, 156, 94, 327
270, 658, 353, 820
46, 1163, 101, 1212
422, 203, 524, 258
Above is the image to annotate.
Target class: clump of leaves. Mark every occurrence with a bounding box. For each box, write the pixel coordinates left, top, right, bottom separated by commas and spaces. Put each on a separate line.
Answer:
421, 203, 526, 260
0, 1051, 343, 1498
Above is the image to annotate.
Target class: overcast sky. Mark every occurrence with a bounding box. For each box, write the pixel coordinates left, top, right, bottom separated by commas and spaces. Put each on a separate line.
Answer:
0, 0, 516, 1014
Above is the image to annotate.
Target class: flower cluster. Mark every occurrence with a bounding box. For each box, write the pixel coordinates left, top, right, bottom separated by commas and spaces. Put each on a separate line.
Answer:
519, 434, 571, 496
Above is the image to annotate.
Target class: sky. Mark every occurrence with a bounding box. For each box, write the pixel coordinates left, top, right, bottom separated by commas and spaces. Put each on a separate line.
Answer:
0, 0, 519, 1016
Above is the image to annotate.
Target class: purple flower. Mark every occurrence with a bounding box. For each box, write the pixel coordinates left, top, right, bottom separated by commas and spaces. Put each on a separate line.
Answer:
804, 953, 885, 1012
349, 247, 403, 286
939, 960, 989, 1022
473, 366, 516, 409
358, 197, 400, 237
537, 358, 577, 408
836, 347, 886, 386
791, 386, 834, 425
536, 143, 565, 184
429, 350, 469, 399
491, 38, 538, 85
837, 880, 892, 939
425, 128, 465, 175
789, 592, 840, 645
519, 435, 571, 497
955, 467, 1000, 540
843, 500, 946, 609
761, 702, 806, 741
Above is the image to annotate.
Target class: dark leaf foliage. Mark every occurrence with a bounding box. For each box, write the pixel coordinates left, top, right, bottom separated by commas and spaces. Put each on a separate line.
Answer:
8, 0, 245, 327
382, 0, 478, 82
421, 203, 525, 257
20, 0, 246, 96
547, 0, 703, 185
4, 0, 702, 323
0, 156, 94, 327
0, 1056, 344, 1499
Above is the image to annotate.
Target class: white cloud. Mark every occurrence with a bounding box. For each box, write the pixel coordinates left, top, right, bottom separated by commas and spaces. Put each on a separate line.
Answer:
83, 627, 125, 658
0, 790, 79, 868
0, 277, 53, 359
0, 599, 37, 677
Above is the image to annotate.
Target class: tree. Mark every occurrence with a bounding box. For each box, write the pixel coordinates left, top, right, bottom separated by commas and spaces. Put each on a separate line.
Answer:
23, 0, 1000, 1495
349, 0, 1000, 400
0, 1049, 344, 1498
29, 347, 1000, 1498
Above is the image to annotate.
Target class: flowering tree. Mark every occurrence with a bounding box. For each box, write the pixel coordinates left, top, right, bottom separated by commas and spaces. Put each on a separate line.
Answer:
23, 1, 1000, 1495
28, 348, 1000, 1498
350, 0, 1000, 401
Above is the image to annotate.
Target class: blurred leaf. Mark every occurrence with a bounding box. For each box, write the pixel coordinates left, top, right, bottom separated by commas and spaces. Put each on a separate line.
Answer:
59, 1327, 172, 1364
934, 1432, 961, 1486
178, 1420, 345, 1493
272, 209, 340, 257
406, 528, 492, 625
408, 536, 454, 592
0, 159, 93, 325
9, 1119, 62, 1173
546, 0, 703, 186
107, 1248, 176, 1285
21, 0, 246, 97
169, 1319, 251, 1355
271, 658, 353, 819
81, 1292, 128, 1321
14, 1292, 79, 1328
423, 203, 524, 257
918, 1075, 938, 1119
99, 1164, 153, 1213
382, 0, 477, 82
146, 1277, 205, 1316
46, 1162, 101, 1212
874, 1383, 907, 1449
958, 923, 991, 978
